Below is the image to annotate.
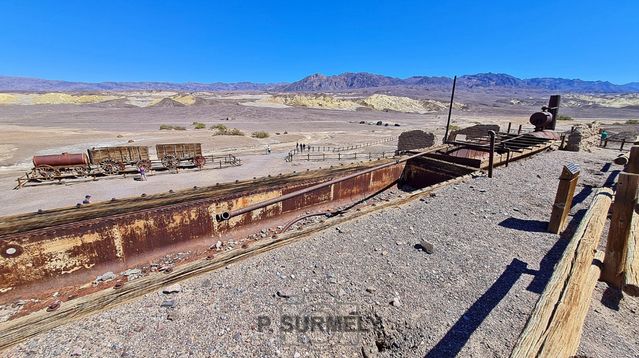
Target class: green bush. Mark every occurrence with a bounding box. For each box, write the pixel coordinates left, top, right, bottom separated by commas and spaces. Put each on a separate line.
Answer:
193, 122, 206, 129
173, 126, 186, 131
626, 119, 639, 125
251, 131, 269, 139
159, 124, 173, 130
557, 115, 572, 121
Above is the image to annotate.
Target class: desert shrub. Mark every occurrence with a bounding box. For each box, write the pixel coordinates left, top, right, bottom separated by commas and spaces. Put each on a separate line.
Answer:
212, 127, 244, 136
626, 119, 639, 125
557, 115, 572, 121
159, 124, 173, 130
193, 122, 206, 129
228, 128, 244, 136
210, 124, 228, 131
173, 126, 186, 131
448, 124, 461, 132
251, 131, 269, 138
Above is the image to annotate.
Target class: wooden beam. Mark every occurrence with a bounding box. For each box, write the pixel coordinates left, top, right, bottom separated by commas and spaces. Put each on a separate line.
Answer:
623, 207, 639, 296
548, 164, 580, 234
627, 146, 639, 173
602, 172, 639, 288
511, 188, 613, 358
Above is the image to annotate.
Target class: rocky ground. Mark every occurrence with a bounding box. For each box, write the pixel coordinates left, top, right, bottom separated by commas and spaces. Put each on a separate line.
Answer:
2, 147, 637, 357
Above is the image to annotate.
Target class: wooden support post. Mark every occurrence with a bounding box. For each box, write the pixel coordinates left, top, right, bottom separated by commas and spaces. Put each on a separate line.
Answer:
627, 146, 639, 174
548, 163, 581, 234
488, 131, 496, 178
623, 206, 639, 296
507, 122, 512, 133
602, 172, 639, 288
511, 188, 613, 358
518, 124, 522, 134
602, 146, 639, 292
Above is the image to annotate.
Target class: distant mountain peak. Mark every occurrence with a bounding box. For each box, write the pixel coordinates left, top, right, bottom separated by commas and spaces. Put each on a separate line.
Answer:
0, 72, 637, 93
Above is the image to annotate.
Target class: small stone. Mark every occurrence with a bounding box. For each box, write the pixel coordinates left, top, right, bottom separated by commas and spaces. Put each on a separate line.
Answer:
167, 311, 178, 321
381, 251, 388, 256
365, 287, 377, 293
391, 297, 401, 307
96, 271, 116, 282
162, 284, 182, 294
215, 241, 223, 251
276, 290, 292, 298
70, 346, 82, 356
417, 240, 434, 254
338, 288, 346, 296
160, 300, 176, 308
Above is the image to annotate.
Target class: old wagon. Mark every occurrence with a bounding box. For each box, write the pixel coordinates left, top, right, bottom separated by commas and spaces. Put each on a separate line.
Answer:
155, 143, 205, 170
87, 146, 151, 175
29, 152, 91, 180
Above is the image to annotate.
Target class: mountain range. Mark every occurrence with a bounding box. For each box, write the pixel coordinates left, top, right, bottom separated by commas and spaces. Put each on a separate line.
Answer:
1, 72, 638, 93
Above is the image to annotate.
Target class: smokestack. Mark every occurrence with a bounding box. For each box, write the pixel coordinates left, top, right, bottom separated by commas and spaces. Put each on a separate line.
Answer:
547, 95, 561, 130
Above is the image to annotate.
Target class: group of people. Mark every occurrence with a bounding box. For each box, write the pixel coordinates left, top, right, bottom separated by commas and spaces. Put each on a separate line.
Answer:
296, 142, 310, 151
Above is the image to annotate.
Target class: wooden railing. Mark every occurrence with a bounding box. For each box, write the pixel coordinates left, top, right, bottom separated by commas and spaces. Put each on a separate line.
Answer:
511, 146, 639, 357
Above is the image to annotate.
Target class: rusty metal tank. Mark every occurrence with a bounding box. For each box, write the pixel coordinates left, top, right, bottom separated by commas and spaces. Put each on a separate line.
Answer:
32, 153, 89, 167
529, 111, 553, 129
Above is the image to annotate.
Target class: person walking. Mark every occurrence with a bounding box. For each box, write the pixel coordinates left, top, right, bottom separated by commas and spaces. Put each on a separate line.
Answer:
139, 166, 147, 181
600, 129, 609, 147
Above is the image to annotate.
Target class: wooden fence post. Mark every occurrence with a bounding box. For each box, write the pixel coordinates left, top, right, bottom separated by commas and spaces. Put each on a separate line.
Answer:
603, 146, 639, 290
548, 163, 581, 234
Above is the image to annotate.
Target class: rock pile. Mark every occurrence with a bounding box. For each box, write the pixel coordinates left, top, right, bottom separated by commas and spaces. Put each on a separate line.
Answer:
565, 121, 601, 152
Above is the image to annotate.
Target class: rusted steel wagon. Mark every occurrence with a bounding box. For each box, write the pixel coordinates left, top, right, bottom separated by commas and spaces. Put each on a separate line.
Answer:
30, 152, 91, 180
87, 146, 151, 174
155, 143, 205, 169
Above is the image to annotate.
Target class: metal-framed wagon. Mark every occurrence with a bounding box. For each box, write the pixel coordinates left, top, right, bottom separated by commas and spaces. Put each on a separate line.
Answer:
87, 146, 151, 175
28, 153, 91, 181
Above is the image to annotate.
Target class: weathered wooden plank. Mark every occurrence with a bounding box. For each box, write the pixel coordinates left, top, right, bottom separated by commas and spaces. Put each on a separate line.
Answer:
623, 207, 639, 296
511, 188, 612, 358
602, 173, 639, 288
548, 164, 580, 234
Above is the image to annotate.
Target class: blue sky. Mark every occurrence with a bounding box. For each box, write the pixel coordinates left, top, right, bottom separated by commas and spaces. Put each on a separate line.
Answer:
1, 0, 637, 84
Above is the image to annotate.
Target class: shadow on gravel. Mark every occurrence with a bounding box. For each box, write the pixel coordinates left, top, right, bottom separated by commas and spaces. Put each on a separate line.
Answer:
601, 286, 623, 311
603, 170, 620, 189
425, 259, 530, 358
498, 217, 548, 233
428, 204, 595, 356
600, 163, 611, 172
571, 185, 594, 208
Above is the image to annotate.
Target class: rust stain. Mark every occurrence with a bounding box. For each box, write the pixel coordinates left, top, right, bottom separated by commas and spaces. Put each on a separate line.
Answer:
0, 161, 409, 302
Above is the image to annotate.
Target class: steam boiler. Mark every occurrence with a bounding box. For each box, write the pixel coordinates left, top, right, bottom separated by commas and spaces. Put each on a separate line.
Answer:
529, 95, 561, 131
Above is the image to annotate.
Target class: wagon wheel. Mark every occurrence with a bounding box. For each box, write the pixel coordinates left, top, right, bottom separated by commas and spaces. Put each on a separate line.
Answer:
100, 159, 120, 175
193, 155, 206, 169
161, 155, 179, 171
73, 166, 88, 177
36, 165, 59, 180
136, 159, 152, 172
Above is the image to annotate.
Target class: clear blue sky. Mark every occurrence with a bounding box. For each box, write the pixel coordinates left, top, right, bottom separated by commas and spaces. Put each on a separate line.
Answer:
1, 0, 637, 84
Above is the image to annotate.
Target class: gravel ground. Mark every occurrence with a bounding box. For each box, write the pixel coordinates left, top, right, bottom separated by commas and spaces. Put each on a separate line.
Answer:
3, 147, 637, 358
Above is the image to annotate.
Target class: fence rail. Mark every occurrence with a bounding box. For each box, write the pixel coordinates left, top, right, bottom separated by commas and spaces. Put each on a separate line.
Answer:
286, 136, 396, 161
286, 151, 394, 162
